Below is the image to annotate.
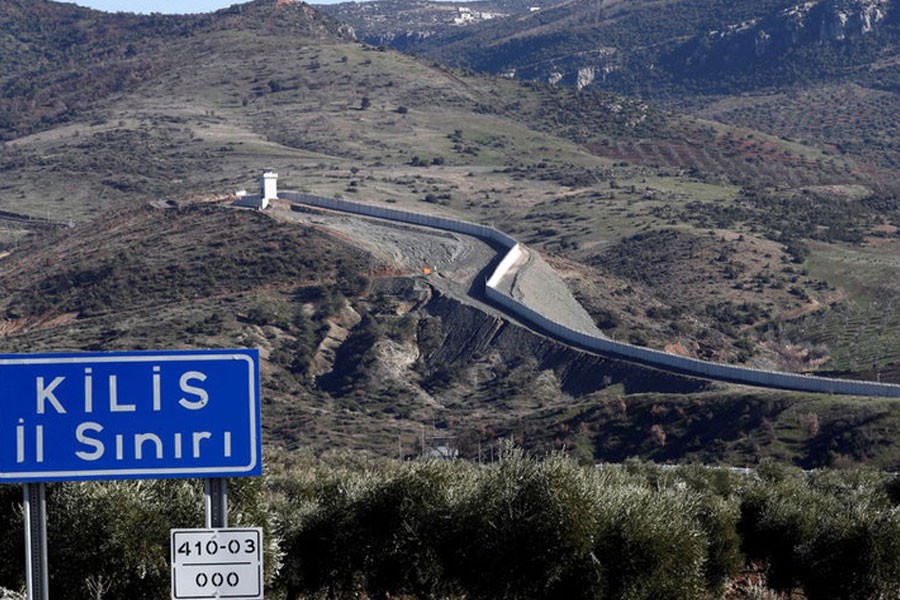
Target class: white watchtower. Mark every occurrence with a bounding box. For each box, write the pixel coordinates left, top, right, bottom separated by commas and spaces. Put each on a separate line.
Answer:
260, 172, 278, 202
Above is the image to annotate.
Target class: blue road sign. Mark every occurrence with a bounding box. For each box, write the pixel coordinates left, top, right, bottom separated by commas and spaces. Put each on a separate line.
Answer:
0, 349, 262, 482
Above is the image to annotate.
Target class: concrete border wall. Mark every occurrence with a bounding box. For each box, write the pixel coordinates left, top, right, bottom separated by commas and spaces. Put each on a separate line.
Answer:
486, 244, 523, 288
282, 192, 900, 398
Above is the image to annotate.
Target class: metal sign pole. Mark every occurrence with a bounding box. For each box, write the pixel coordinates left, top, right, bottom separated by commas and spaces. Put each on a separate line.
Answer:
204, 478, 228, 528
23, 482, 49, 600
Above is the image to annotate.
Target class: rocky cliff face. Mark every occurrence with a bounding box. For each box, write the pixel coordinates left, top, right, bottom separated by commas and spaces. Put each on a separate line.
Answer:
776, 0, 888, 45
554, 0, 893, 95
818, 0, 889, 40
653, 0, 898, 88
496, 0, 896, 93
326, 0, 899, 96
692, 0, 891, 62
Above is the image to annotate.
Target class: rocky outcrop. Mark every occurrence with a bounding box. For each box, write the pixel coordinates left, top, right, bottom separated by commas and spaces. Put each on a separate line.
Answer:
514, 0, 884, 93
540, 48, 618, 90
576, 66, 596, 90
755, 30, 772, 56
782, 2, 817, 44
673, 0, 894, 78
818, 0, 888, 40
713, 0, 891, 58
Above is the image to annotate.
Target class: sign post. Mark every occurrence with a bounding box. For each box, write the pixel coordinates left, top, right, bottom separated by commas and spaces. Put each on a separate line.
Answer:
0, 349, 262, 600
171, 528, 263, 600
205, 478, 228, 528
23, 482, 48, 600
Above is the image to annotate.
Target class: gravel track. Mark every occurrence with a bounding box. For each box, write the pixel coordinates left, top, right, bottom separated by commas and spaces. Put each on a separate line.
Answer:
271, 203, 600, 335
273, 205, 498, 298
495, 247, 603, 337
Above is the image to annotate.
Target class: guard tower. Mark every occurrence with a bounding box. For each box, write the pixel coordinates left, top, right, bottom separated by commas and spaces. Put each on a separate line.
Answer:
260, 172, 278, 202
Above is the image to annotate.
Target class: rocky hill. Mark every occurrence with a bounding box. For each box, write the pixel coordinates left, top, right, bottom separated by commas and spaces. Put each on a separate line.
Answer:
336, 0, 900, 96
2, 0, 900, 466
0, 0, 354, 140
335, 0, 900, 174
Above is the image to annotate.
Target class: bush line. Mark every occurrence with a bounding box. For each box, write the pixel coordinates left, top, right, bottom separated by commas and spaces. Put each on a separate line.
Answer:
3, 456, 900, 599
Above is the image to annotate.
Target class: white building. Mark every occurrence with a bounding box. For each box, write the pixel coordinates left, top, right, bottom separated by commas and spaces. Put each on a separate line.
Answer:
233, 172, 277, 210
260, 172, 278, 202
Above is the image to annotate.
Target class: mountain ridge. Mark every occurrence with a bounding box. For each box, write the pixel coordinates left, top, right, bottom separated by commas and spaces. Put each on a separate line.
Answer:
323, 0, 900, 96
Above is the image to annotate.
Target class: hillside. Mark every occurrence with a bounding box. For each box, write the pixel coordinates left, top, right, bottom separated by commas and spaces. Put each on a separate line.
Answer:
331, 0, 900, 173
0, 0, 353, 139
318, 0, 558, 49
4, 201, 900, 469
340, 0, 900, 96
1, 0, 899, 466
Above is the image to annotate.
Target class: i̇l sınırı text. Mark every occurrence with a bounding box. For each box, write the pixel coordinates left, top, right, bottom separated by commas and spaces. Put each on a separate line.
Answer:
16, 367, 232, 464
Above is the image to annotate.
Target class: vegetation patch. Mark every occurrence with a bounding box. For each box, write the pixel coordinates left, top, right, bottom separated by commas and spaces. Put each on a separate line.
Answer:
3, 455, 900, 600
0, 205, 374, 319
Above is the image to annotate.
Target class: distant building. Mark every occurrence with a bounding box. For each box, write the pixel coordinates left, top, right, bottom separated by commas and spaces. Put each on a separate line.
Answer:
422, 445, 459, 461
261, 172, 278, 202
452, 7, 499, 25
233, 172, 277, 210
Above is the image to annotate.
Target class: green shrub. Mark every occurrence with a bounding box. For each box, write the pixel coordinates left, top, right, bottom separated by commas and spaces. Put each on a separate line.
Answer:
696, 494, 742, 594
46, 480, 205, 600
592, 481, 708, 600
739, 467, 900, 599
352, 461, 470, 599
447, 453, 605, 600
738, 477, 833, 593
797, 510, 900, 600
0, 485, 25, 592
795, 470, 900, 600
17, 454, 900, 600
277, 470, 374, 599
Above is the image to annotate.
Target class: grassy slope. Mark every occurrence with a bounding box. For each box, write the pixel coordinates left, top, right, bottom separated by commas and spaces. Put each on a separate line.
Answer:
516, 390, 900, 469
1, 0, 900, 465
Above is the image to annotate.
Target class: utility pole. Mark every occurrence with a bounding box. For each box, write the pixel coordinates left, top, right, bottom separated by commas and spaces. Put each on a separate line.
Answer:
420, 425, 426, 456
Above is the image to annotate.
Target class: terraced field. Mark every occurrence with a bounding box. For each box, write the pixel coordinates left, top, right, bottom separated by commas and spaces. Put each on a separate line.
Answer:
791, 241, 900, 382
587, 132, 861, 189
695, 83, 900, 175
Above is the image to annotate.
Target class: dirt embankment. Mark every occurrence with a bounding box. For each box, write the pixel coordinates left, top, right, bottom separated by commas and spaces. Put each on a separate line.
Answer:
421, 290, 714, 397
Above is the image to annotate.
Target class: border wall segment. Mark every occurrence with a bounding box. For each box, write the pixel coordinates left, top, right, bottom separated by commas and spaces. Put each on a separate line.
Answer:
279, 191, 900, 399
